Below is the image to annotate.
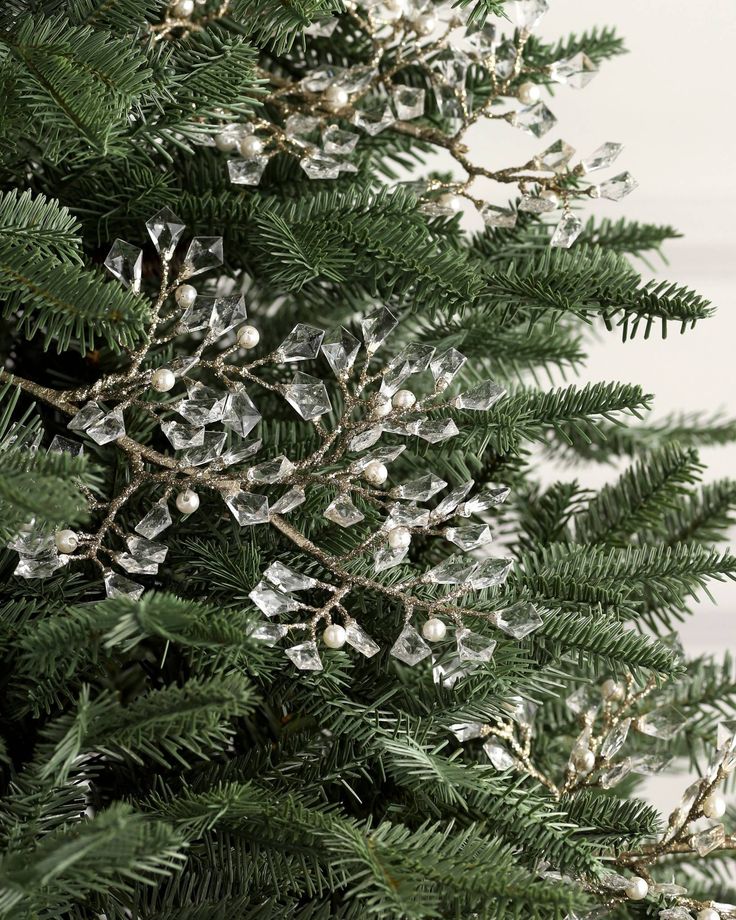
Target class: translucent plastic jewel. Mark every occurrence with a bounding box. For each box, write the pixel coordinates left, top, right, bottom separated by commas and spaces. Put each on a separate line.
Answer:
248, 455, 295, 484
209, 294, 247, 337
68, 402, 104, 432
635, 706, 684, 740
224, 491, 270, 526
351, 99, 395, 135
146, 206, 185, 258
349, 427, 382, 452
324, 494, 364, 527
249, 580, 300, 617
464, 22, 497, 57
390, 624, 431, 665
104, 570, 144, 600
648, 882, 688, 897
161, 421, 205, 450
116, 552, 158, 576
433, 85, 463, 134
228, 157, 269, 186
549, 52, 598, 88
445, 523, 492, 551
392, 474, 447, 501
300, 64, 343, 92
392, 85, 425, 120
385, 503, 430, 528
361, 306, 398, 352
285, 640, 323, 671
126, 535, 168, 566
14, 546, 63, 579
219, 439, 262, 467
456, 627, 496, 662
430, 481, 475, 521
285, 114, 320, 144
511, 102, 556, 138
300, 151, 342, 180
179, 296, 212, 332
691, 822, 725, 857
247, 621, 288, 645
284, 372, 331, 420
416, 418, 459, 443
277, 324, 325, 362
430, 347, 466, 384
566, 685, 600, 716
581, 142, 623, 173
518, 195, 557, 214
430, 48, 469, 87
600, 718, 631, 760
452, 380, 506, 411
104, 240, 142, 293
538, 139, 576, 172
182, 237, 224, 277
335, 65, 377, 93
270, 487, 306, 514
350, 445, 404, 472
135, 502, 172, 540
494, 600, 542, 638
87, 406, 125, 445
479, 206, 517, 229
374, 544, 409, 572
469, 557, 513, 590
345, 621, 380, 657
629, 753, 672, 775
178, 430, 227, 466
48, 435, 83, 456
483, 740, 516, 771
321, 326, 361, 377
550, 212, 583, 249
456, 486, 510, 516
264, 561, 316, 592
222, 386, 261, 438
178, 385, 226, 426
659, 908, 695, 920
450, 722, 486, 742
597, 757, 632, 789
322, 125, 360, 154
423, 554, 476, 585
507, 0, 548, 30
597, 171, 638, 201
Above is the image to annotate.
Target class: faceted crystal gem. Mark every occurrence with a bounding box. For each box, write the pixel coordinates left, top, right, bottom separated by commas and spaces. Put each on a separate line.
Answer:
519, 195, 557, 214
351, 98, 395, 135
374, 544, 409, 572
361, 306, 398, 352
424, 554, 476, 585
300, 151, 342, 180
135, 502, 172, 540
68, 402, 104, 432
691, 823, 725, 856
635, 706, 684, 740
629, 753, 672, 775
87, 407, 125, 445
597, 171, 638, 201
277, 324, 325, 362
430, 48, 469, 87
126, 534, 168, 565
430, 347, 466, 384
321, 326, 361, 377
161, 421, 205, 450
599, 718, 631, 761
538, 139, 575, 172
248, 455, 295, 484
322, 125, 360, 155
285, 113, 321, 145
285, 640, 323, 671
450, 722, 487, 742
335, 66, 376, 93
283, 372, 332, 420
470, 557, 514, 590
209, 294, 247, 337
222, 386, 261, 437
430, 481, 475, 521
452, 380, 506, 411
464, 22, 497, 58
550, 212, 583, 249
182, 237, 224, 278
228, 157, 269, 186
456, 627, 496, 663
264, 561, 316, 592
479, 206, 517, 229
179, 295, 212, 332
483, 740, 516, 771
597, 757, 632, 789
392, 85, 426, 120
390, 623, 432, 666
116, 552, 158, 576
178, 384, 226, 426
433, 85, 463, 134
511, 102, 556, 138
549, 52, 598, 89
48, 435, 83, 456
223, 491, 270, 526
247, 621, 288, 645
386, 503, 430, 528
416, 418, 459, 443
659, 909, 697, 920
178, 430, 227, 467
219, 439, 262, 467
145, 206, 185, 259
391, 473, 447, 501
566, 685, 600, 716
324, 494, 364, 527
249, 580, 300, 617
345, 621, 380, 657
300, 64, 343, 92
445, 523, 492, 551
456, 486, 510, 516
270, 487, 306, 514
349, 427, 382, 452
104, 240, 142, 293
104, 570, 144, 600
581, 142, 624, 173
350, 445, 405, 473
494, 600, 542, 638
507, 0, 549, 30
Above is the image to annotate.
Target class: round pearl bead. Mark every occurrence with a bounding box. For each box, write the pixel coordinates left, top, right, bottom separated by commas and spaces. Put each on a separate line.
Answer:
55, 529, 78, 554
540, 189, 560, 209
323, 85, 349, 110
323, 624, 347, 649
363, 460, 388, 486
698, 909, 720, 920
388, 526, 411, 550
175, 284, 197, 308
237, 325, 260, 349
572, 748, 595, 774
392, 389, 416, 410
151, 368, 176, 393
214, 130, 239, 152
239, 135, 264, 157
373, 396, 393, 417
600, 678, 625, 702
412, 11, 437, 34
518, 81, 541, 104
422, 618, 447, 642
174, 0, 194, 16
438, 192, 463, 213
176, 489, 200, 514
624, 877, 648, 901
701, 790, 727, 819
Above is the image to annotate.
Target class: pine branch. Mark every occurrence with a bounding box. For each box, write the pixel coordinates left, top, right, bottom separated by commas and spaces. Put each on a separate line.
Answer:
0, 189, 82, 262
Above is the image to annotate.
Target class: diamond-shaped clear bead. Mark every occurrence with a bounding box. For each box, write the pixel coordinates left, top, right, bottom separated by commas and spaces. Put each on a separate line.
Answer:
324, 494, 364, 527
104, 240, 142, 293
691, 822, 725, 856
161, 421, 205, 450
104, 570, 144, 600
247, 621, 288, 645
68, 402, 104, 432
390, 623, 431, 665
507, 0, 548, 30
321, 326, 361, 377
277, 324, 325, 362
249, 580, 300, 616
248, 455, 294, 484
87, 406, 125, 445
392, 85, 425, 120
374, 544, 409, 572
179, 295, 212, 332
494, 600, 541, 637
134, 502, 172, 540
322, 125, 360, 155
519, 195, 557, 214
345, 621, 380, 657
116, 552, 158, 575
228, 157, 269, 186
566, 685, 600, 716
450, 722, 487, 742
285, 640, 323, 671
445, 523, 492, 551
300, 151, 342, 180
469, 557, 514, 590
48, 434, 83, 456
361, 306, 398, 353
581, 142, 624, 173
464, 22, 497, 57
284, 113, 321, 144
550, 212, 583, 249
635, 706, 684, 740
126, 534, 168, 565
349, 427, 382, 452
178, 430, 227, 466
451, 380, 506, 411
511, 102, 556, 138
270, 487, 306, 514
478, 206, 517, 229
549, 52, 598, 88
385, 503, 430, 528
538, 139, 576, 172
300, 64, 343, 92
223, 491, 270, 526
178, 384, 226, 426
391, 473, 447, 501
430, 48, 469, 87
430, 481, 475, 522
416, 418, 459, 443
264, 561, 316, 592
600, 718, 631, 761
456, 486, 510, 516
456, 627, 496, 662
182, 237, 224, 277
430, 347, 466, 384
351, 98, 395, 135
146, 207, 185, 259
597, 171, 638, 201
283, 372, 331, 420
222, 385, 261, 437
483, 740, 517, 770
209, 294, 247, 337
423, 554, 476, 584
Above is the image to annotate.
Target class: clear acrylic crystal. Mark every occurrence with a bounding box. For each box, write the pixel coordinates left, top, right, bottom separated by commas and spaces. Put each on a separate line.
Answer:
248, 455, 295, 484
507, 0, 548, 30
456, 486, 510, 516
285, 640, 323, 671
361, 306, 398, 352
179, 295, 212, 332
135, 502, 172, 540
465, 22, 497, 57
322, 125, 360, 154
450, 722, 486, 742
597, 171, 638, 201
538, 139, 575, 171
433, 85, 463, 134
104, 239, 142, 293
511, 102, 556, 138
434, 656, 477, 689
392, 85, 425, 120
104, 570, 144, 600
549, 52, 598, 88
264, 561, 316, 592
430, 47, 470, 87
519, 195, 557, 214
494, 600, 542, 638
479, 206, 517, 229
452, 380, 506, 411
381, 343, 435, 396
178, 384, 226, 426
469, 557, 514, 590
146, 206, 185, 259
14, 551, 63, 579
178, 430, 227, 466
374, 544, 409, 572
691, 822, 725, 857
597, 757, 633, 789
581, 142, 623, 173
445, 523, 492, 551
324, 494, 364, 527
550, 212, 583, 249
635, 706, 684, 740
222, 385, 261, 437
300, 64, 343, 92
350, 445, 405, 473
430, 481, 475, 521
600, 718, 631, 760
424, 554, 476, 585
321, 326, 361, 377
483, 740, 516, 771
629, 753, 672, 775
659, 908, 694, 920
182, 237, 224, 278
390, 623, 431, 665
385, 503, 430, 528
345, 621, 380, 657
126, 534, 168, 565
209, 294, 247, 337
277, 324, 325, 362
169, 355, 198, 377
224, 491, 270, 526
161, 421, 205, 450
349, 427, 382, 452
247, 621, 288, 645
87, 406, 125, 445
566, 685, 600, 716
430, 347, 466, 383
392, 473, 447, 501
116, 552, 158, 576
351, 98, 395, 135
249, 580, 300, 616
68, 401, 104, 432
228, 157, 269, 186
300, 151, 342, 180
285, 113, 321, 144
649, 883, 688, 897
270, 487, 306, 514
219, 439, 262, 468
456, 627, 496, 662
284, 372, 331, 420
48, 434, 83, 456
416, 418, 459, 443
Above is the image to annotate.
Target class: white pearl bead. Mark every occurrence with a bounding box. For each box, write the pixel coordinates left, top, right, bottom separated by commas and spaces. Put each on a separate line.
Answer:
422, 618, 447, 642
572, 748, 595, 774
540, 189, 560, 208
363, 460, 388, 486
176, 489, 200, 514
392, 389, 416, 410
702, 790, 727, 819
624, 877, 648, 901
518, 81, 541, 104
174, 0, 194, 16
412, 11, 437, 34
323, 85, 349, 110
239, 135, 264, 157
215, 130, 239, 152
151, 368, 176, 393
388, 526, 411, 550
175, 284, 197, 308
237, 324, 260, 349
438, 192, 463, 212
600, 678, 625, 702
323, 624, 347, 649
55, 529, 78, 554
698, 908, 720, 920
373, 396, 393, 417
